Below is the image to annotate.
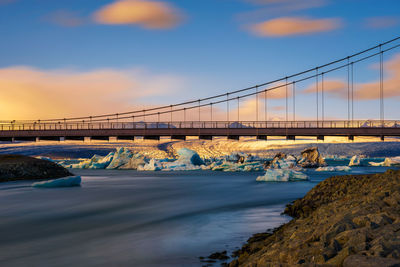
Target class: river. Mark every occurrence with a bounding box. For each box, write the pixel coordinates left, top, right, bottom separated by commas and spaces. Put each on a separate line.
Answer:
0, 166, 393, 266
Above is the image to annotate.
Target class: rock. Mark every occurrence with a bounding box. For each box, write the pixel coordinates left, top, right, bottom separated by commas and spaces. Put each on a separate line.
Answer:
228, 169, 400, 266
297, 147, 326, 168
0, 154, 73, 182
208, 251, 229, 260
343, 255, 400, 267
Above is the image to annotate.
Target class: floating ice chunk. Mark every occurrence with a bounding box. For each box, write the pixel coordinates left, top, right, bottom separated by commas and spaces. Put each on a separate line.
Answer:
369, 157, 400, 167
256, 169, 309, 182
138, 159, 161, 171
106, 148, 133, 169
32, 176, 81, 188
349, 155, 361, 166
120, 156, 148, 170
316, 166, 351, 172
69, 153, 114, 169
176, 148, 204, 166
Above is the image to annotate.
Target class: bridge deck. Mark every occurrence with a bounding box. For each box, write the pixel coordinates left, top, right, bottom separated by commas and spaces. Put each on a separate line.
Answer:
0, 121, 399, 140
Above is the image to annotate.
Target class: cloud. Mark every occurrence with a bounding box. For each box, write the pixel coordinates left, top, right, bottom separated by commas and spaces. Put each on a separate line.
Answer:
364, 16, 399, 29
0, 66, 185, 120
92, 0, 183, 29
44, 10, 85, 27
355, 54, 400, 100
259, 82, 292, 99
303, 79, 347, 98
249, 16, 342, 37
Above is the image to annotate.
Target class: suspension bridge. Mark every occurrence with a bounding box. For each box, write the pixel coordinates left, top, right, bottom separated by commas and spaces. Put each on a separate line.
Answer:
1, 37, 400, 142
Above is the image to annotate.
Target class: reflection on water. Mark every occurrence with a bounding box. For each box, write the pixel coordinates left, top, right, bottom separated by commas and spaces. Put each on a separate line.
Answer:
0, 167, 392, 267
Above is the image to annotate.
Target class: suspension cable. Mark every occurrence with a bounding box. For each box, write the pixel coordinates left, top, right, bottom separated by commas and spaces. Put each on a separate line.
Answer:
28, 36, 400, 123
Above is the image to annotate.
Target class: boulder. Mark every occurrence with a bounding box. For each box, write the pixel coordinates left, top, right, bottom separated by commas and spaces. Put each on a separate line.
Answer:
343, 255, 400, 267
0, 154, 72, 182
229, 170, 400, 266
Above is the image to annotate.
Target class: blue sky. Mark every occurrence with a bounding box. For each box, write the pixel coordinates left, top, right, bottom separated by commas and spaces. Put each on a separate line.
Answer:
0, 0, 399, 120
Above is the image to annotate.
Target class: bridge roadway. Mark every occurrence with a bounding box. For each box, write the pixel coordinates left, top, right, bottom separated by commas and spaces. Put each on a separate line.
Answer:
0, 120, 399, 141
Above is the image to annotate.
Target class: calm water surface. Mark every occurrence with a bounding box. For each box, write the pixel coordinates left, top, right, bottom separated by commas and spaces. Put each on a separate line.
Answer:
0, 167, 392, 267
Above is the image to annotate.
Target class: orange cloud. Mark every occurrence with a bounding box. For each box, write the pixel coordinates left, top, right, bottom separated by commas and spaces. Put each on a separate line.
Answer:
0, 67, 184, 120
93, 0, 183, 29
260, 82, 292, 99
364, 16, 399, 29
250, 16, 342, 37
356, 54, 400, 100
303, 79, 347, 98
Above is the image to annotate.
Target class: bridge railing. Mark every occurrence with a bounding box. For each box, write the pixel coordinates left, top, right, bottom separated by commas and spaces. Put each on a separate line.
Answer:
0, 120, 399, 131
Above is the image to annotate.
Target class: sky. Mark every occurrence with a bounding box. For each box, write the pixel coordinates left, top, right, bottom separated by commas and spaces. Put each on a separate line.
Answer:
0, 0, 399, 121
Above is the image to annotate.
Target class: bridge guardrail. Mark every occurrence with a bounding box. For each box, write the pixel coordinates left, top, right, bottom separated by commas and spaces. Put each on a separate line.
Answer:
0, 120, 399, 131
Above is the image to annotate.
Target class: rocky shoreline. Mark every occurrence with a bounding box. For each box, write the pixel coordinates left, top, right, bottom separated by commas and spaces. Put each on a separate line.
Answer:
0, 154, 72, 182
227, 169, 400, 267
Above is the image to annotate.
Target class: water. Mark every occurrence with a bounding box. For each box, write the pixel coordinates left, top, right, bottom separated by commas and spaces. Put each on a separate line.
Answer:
0, 167, 393, 267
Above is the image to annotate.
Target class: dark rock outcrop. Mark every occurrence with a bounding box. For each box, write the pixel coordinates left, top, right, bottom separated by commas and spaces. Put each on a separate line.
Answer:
229, 169, 400, 267
297, 146, 326, 168
0, 154, 72, 182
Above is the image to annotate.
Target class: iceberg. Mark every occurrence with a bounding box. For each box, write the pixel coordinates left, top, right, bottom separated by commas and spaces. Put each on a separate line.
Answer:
32, 176, 81, 188
256, 169, 309, 182
137, 159, 161, 171
316, 166, 351, 172
268, 153, 298, 169
349, 155, 361, 166
369, 157, 400, 167
153, 148, 206, 171
176, 148, 204, 166
106, 147, 134, 169
70, 153, 115, 169
119, 156, 148, 170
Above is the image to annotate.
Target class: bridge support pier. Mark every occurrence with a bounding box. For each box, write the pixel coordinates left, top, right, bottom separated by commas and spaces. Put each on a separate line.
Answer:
381, 135, 385, 141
